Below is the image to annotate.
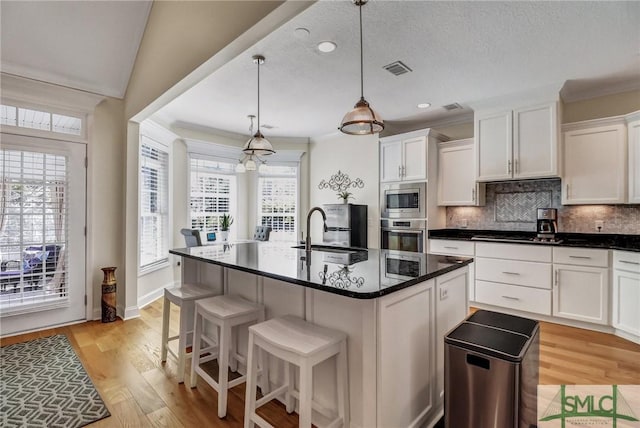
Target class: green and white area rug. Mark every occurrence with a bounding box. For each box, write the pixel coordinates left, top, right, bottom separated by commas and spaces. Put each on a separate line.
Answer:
1, 334, 110, 427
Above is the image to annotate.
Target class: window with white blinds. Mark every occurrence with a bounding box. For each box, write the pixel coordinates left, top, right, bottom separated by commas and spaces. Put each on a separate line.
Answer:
0, 149, 68, 310
189, 157, 236, 237
139, 137, 169, 271
258, 165, 298, 242
1, 104, 82, 136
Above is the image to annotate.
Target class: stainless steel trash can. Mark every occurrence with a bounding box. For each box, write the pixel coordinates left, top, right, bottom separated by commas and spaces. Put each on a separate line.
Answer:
444, 310, 539, 428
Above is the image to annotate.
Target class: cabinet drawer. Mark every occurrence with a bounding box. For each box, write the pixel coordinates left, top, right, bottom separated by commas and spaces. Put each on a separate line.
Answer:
475, 281, 552, 315
613, 251, 640, 273
476, 257, 552, 289
475, 242, 552, 262
429, 239, 474, 256
553, 247, 609, 267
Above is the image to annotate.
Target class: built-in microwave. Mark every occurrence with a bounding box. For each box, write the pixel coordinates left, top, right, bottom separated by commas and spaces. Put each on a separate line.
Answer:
380, 182, 426, 219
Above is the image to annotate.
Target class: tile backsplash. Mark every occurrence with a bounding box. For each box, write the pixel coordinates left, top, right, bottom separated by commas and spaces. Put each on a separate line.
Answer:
446, 179, 640, 235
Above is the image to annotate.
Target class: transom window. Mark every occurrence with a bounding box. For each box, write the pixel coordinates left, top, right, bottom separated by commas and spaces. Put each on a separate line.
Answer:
257, 165, 298, 242
1, 104, 82, 136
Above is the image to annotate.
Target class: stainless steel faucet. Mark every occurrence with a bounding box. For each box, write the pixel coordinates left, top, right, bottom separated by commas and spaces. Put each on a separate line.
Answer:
306, 207, 328, 252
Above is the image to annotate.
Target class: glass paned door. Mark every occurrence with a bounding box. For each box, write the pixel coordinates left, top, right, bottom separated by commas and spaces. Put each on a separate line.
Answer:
0, 134, 86, 335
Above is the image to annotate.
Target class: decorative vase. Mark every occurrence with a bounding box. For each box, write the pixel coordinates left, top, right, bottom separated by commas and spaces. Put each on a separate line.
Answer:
101, 267, 117, 323
342, 199, 349, 204
219, 230, 229, 242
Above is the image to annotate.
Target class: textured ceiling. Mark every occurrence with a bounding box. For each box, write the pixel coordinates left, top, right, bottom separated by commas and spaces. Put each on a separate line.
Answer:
154, 0, 640, 139
0, 1, 151, 98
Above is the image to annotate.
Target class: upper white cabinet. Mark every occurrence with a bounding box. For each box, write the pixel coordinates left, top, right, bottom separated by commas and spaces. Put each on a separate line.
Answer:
475, 101, 560, 181
380, 137, 426, 182
562, 117, 627, 205
437, 139, 485, 206
627, 112, 640, 204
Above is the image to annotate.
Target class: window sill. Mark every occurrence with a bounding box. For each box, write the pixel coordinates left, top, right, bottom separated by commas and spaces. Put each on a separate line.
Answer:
138, 260, 171, 277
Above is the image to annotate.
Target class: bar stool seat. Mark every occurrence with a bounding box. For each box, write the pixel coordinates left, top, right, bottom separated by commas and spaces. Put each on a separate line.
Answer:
244, 315, 349, 428
161, 283, 219, 383
190, 295, 267, 419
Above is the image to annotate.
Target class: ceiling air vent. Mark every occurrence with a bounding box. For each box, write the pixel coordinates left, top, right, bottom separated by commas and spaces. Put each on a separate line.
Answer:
261, 124, 277, 129
442, 103, 463, 111
383, 61, 412, 76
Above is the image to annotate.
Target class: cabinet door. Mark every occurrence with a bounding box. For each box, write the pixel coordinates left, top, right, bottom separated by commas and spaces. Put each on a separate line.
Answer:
612, 269, 640, 339
380, 140, 402, 182
402, 136, 427, 181
513, 102, 559, 179
553, 265, 609, 325
437, 139, 477, 205
562, 124, 627, 204
475, 110, 512, 181
628, 119, 640, 203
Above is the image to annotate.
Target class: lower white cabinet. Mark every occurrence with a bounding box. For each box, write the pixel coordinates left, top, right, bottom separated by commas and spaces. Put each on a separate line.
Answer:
612, 251, 640, 343
475, 280, 552, 315
552, 247, 610, 325
429, 239, 475, 300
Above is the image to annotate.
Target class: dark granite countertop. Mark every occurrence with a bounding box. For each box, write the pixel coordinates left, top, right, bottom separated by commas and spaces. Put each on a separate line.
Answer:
428, 229, 640, 252
170, 242, 472, 299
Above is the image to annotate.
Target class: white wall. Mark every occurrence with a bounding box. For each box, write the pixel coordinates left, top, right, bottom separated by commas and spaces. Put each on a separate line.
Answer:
309, 132, 380, 248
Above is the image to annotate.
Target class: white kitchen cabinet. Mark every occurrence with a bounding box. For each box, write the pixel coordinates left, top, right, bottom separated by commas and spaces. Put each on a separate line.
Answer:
627, 112, 640, 203
562, 118, 627, 204
437, 139, 485, 206
612, 251, 640, 344
380, 136, 426, 182
475, 101, 559, 181
552, 247, 610, 325
429, 239, 476, 301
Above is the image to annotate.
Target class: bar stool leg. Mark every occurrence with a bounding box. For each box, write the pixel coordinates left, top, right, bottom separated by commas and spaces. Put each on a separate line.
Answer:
259, 348, 270, 395
299, 361, 313, 428
244, 333, 258, 428
161, 298, 170, 362
218, 324, 231, 418
229, 327, 238, 372
337, 340, 349, 427
177, 302, 189, 383
284, 361, 295, 413
189, 308, 203, 388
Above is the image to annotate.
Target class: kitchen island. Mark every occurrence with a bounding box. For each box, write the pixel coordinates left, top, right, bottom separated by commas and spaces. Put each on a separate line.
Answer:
170, 242, 472, 428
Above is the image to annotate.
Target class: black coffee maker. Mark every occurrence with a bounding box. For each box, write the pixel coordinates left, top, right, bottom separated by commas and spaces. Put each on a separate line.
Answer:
536, 208, 558, 241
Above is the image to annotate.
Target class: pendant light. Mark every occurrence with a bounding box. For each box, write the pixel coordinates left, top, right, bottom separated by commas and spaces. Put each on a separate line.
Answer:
243, 55, 275, 156
339, 0, 384, 135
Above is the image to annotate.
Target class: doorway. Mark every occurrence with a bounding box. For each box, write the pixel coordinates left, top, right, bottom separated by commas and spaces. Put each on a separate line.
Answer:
0, 133, 86, 335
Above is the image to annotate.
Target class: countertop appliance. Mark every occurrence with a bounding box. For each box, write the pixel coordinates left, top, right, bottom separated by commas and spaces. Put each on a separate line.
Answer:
380, 182, 426, 219
381, 219, 426, 253
445, 310, 539, 428
536, 207, 561, 243
322, 204, 368, 249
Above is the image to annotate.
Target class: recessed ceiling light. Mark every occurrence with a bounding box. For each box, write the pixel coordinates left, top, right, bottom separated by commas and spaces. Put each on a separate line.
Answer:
417, 103, 431, 109
317, 41, 337, 53
294, 27, 310, 39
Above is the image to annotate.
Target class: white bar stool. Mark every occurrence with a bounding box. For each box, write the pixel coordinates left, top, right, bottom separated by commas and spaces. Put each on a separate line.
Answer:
161, 283, 219, 383
190, 294, 267, 418
244, 315, 349, 428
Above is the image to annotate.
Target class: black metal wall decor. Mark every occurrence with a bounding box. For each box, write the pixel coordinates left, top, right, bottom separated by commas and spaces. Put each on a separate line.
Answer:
318, 170, 365, 192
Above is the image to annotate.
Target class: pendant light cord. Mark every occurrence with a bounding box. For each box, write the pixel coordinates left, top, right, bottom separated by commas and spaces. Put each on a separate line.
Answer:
257, 59, 261, 131
359, 1, 364, 99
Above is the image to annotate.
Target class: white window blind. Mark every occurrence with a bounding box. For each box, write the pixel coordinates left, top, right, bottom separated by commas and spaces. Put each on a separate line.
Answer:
258, 165, 298, 242
139, 137, 169, 270
1, 149, 69, 311
1, 103, 82, 136
189, 157, 236, 237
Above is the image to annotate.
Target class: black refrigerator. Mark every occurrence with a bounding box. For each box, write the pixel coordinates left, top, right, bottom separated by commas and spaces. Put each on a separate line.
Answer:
322, 204, 368, 249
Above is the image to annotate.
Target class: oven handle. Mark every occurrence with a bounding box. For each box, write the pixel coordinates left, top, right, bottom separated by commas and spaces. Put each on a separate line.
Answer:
382, 228, 425, 234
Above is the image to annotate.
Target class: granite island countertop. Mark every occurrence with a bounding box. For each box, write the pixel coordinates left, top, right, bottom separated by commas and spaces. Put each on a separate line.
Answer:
429, 229, 640, 252
170, 241, 472, 299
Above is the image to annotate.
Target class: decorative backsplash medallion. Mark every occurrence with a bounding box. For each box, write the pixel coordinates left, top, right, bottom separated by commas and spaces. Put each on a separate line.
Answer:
446, 179, 640, 234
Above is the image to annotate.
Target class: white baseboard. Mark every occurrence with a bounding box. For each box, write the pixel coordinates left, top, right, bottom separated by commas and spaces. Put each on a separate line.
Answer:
92, 307, 101, 320
138, 280, 179, 309
117, 304, 140, 320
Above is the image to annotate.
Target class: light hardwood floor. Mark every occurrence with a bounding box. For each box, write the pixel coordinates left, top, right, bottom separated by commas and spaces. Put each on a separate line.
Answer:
2, 299, 639, 427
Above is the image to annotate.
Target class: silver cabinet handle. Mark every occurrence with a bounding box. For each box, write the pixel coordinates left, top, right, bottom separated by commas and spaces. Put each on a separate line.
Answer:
501, 295, 520, 301
508, 160, 512, 174
398, 165, 402, 178
502, 271, 521, 275
402, 165, 406, 177
569, 255, 591, 259
555, 270, 559, 287
566, 183, 570, 198
620, 260, 640, 265
472, 188, 476, 202
444, 246, 458, 250
515, 159, 519, 174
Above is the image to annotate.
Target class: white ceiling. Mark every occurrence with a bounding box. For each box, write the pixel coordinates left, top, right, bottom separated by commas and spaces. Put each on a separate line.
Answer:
153, 0, 640, 139
0, 1, 151, 98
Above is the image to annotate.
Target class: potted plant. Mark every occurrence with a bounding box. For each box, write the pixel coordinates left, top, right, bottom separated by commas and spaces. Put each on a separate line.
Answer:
218, 214, 234, 242
337, 191, 354, 204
